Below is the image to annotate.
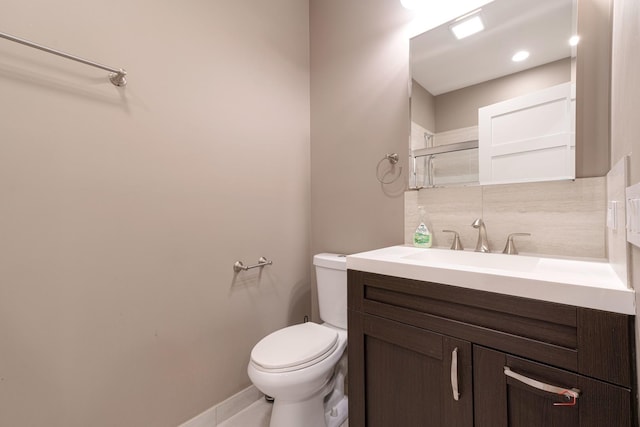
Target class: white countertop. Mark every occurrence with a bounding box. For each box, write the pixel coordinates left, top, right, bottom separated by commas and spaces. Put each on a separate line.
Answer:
347, 245, 636, 315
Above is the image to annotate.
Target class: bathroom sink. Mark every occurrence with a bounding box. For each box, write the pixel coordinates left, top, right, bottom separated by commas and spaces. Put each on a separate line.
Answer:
346, 246, 635, 315
401, 248, 540, 272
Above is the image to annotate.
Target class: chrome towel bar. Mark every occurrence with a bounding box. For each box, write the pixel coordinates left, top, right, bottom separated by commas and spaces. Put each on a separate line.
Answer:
233, 257, 273, 273
0, 31, 127, 86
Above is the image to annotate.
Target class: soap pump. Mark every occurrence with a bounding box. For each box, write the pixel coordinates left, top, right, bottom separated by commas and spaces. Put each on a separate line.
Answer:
413, 206, 432, 248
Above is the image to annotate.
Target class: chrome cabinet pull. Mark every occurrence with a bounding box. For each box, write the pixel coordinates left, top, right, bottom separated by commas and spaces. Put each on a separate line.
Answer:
504, 367, 580, 406
451, 347, 460, 401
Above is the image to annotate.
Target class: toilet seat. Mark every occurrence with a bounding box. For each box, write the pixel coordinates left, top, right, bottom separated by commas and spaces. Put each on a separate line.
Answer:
251, 323, 339, 373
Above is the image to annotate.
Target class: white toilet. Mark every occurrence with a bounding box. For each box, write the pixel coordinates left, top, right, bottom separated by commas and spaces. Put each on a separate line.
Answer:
247, 253, 348, 427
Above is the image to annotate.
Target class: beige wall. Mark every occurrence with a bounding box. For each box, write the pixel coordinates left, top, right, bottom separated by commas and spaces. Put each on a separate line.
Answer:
0, 1, 310, 426
434, 58, 571, 133
576, 0, 612, 178
609, 0, 640, 421
411, 79, 435, 131
309, 0, 411, 320
611, 0, 640, 183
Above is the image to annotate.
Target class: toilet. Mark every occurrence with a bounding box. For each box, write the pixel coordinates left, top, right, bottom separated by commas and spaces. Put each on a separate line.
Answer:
247, 253, 348, 427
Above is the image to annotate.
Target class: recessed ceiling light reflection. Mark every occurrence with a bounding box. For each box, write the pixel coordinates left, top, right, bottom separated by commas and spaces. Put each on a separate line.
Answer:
569, 35, 580, 46
450, 15, 485, 40
512, 50, 530, 62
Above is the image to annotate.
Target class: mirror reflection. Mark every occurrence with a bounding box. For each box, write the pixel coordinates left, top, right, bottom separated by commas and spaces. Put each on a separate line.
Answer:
409, 0, 576, 188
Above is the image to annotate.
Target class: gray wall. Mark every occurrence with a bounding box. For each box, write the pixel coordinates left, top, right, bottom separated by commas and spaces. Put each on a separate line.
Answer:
411, 79, 436, 131
0, 1, 310, 426
309, 0, 410, 320
576, 0, 612, 178
610, 1, 640, 421
611, 1, 640, 183
434, 58, 571, 133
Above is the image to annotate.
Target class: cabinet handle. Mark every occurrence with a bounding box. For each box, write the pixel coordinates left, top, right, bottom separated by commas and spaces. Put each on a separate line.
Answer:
504, 367, 580, 406
451, 347, 460, 401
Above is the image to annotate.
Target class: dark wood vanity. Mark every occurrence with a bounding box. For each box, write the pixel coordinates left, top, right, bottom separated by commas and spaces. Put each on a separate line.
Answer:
347, 270, 637, 427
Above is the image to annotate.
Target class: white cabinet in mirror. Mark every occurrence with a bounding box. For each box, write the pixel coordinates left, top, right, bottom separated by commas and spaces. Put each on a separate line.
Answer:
478, 82, 575, 185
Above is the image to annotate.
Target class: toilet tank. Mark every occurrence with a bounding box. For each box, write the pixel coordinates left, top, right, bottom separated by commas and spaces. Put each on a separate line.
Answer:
313, 253, 348, 330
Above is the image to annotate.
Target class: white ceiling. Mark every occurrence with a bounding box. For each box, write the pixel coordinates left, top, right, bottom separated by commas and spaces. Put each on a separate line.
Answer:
410, 0, 575, 95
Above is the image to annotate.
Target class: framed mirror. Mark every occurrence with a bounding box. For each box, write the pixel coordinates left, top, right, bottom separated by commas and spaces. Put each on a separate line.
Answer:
409, 0, 577, 188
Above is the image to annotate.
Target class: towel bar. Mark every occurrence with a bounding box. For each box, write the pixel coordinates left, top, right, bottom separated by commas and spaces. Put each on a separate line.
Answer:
233, 257, 273, 273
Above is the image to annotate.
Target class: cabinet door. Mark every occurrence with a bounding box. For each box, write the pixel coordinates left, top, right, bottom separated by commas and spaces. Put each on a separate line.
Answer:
356, 313, 472, 427
474, 345, 632, 427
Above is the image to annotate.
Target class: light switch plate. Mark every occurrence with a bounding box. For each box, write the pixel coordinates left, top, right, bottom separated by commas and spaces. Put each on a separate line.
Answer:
607, 201, 618, 230
627, 182, 640, 248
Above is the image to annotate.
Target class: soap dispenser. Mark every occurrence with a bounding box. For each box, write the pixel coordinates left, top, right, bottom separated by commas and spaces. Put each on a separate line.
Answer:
413, 206, 432, 248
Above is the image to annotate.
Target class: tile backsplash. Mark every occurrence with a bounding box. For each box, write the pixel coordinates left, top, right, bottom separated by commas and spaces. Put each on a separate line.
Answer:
405, 177, 606, 259
607, 157, 629, 285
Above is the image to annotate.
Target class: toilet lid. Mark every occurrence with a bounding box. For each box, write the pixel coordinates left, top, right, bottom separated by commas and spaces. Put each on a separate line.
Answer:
251, 323, 338, 371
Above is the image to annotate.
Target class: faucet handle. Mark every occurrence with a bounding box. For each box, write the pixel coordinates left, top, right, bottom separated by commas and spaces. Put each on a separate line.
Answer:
442, 230, 464, 250
502, 233, 531, 255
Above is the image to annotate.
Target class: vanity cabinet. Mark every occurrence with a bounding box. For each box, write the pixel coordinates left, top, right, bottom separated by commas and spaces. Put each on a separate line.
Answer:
347, 270, 636, 427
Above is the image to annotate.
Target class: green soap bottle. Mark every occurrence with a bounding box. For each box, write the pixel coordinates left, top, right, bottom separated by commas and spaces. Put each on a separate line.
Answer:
413, 206, 432, 248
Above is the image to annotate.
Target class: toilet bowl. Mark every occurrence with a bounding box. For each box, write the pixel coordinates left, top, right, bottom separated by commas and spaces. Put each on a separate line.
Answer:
247, 253, 348, 427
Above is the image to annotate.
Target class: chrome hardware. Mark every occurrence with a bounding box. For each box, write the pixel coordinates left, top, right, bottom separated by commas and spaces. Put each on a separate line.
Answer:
386, 153, 399, 164
451, 347, 460, 401
109, 69, 128, 87
376, 153, 403, 184
442, 230, 463, 250
0, 31, 127, 87
233, 257, 273, 273
504, 367, 580, 406
471, 218, 490, 253
410, 140, 478, 189
427, 155, 435, 188
502, 233, 531, 255
412, 140, 478, 158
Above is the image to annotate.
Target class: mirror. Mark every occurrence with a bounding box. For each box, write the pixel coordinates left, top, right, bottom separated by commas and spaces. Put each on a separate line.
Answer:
409, 0, 577, 188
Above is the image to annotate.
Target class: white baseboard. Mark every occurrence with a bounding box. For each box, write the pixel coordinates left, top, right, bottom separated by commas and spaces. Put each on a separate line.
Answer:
178, 385, 263, 427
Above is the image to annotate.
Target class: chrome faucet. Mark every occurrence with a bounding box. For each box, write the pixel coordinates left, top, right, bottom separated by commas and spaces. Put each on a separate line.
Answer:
471, 218, 490, 252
